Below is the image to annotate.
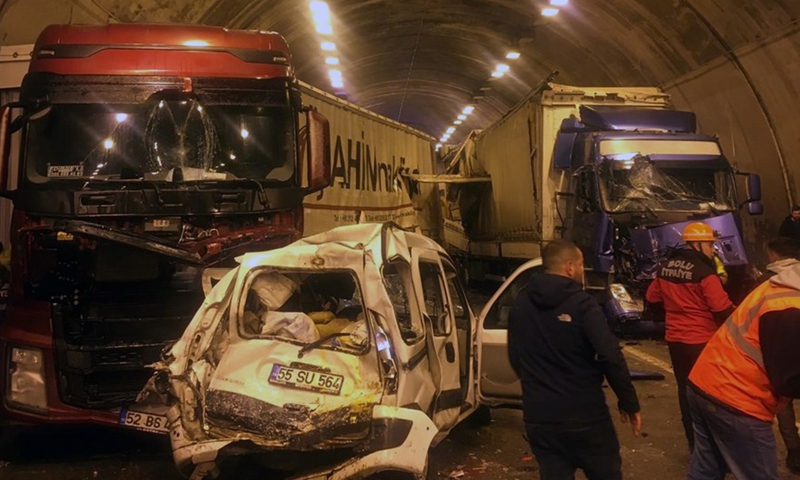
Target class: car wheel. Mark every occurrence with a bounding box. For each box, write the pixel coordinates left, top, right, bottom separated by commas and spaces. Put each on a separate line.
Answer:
470, 405, 492, 426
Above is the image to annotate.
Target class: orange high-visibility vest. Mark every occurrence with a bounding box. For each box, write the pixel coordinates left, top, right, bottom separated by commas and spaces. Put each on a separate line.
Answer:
689, 281, 797, 422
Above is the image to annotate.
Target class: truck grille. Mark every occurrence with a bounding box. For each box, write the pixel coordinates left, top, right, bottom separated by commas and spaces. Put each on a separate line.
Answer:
51, 289, 203, 409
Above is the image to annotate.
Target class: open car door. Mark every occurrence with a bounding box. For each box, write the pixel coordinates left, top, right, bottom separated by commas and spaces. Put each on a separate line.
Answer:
411, 248, 462, 432
476, 258, 544, 406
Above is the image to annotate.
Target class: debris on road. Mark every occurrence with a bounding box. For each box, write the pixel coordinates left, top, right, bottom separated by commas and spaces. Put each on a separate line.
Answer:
448, 468, 466, 478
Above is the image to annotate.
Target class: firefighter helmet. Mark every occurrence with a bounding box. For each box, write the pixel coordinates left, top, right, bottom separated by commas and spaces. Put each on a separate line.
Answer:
682, 222, 718, 242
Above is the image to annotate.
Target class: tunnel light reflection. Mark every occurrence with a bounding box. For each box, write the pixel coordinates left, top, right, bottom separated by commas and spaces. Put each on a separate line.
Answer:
316, 24, 333, 35
550, 0, 569, 6
542, 7, 559, 16
310, 1, 331, 23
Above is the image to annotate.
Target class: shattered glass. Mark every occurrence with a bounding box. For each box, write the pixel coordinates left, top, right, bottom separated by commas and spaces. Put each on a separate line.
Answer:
241, 270, 369, 354
599, 156, 735, 214
25, 98, 294, 184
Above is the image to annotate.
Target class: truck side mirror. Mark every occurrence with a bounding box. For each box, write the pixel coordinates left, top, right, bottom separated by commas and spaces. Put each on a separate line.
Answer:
747, 173, 762, 202
305, 109, 331, 193
748, 201, 764, 216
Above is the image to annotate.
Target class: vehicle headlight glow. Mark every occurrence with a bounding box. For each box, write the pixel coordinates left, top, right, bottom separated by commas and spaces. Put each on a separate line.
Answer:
8, 346, 48, 412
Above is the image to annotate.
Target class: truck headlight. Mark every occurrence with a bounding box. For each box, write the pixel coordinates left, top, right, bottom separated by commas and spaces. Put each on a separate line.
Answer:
8, 347, 48, 412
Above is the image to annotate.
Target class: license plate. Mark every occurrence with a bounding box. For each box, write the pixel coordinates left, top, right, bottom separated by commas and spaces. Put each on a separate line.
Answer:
268, 364, 344, 395
119, 409, 169, 434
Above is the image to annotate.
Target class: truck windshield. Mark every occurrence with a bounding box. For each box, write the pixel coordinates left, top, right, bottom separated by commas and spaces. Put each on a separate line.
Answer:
25, 99, 294, 184
598, 157, 736, 213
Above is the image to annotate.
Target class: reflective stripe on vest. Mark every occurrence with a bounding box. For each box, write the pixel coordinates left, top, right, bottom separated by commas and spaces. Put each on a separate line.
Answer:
725, 291, 800, 369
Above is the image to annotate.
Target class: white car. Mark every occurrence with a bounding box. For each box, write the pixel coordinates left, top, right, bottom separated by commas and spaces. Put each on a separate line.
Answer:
137, 223, 543, 479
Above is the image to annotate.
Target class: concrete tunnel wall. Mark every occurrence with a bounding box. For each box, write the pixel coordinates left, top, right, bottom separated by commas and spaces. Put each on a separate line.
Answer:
0, 0, 797, 265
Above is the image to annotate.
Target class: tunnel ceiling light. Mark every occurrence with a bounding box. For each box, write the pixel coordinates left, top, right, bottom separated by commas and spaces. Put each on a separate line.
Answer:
325, 56, 340, 65
491, 71, 505, 78
542, 7, 559, 16
506, 51, 521, 60
331, 79, 344, 88
310, 1, 331, 23
496, 64, 510, 73
462, 106, 475, 115
316, 24, 333, 35
454, 120, 462, 125
550, 0, 569, 6
445, 127, 456, 134
321, 41, 336, 51
457, 114, 467, 120
115, 113, 128, 123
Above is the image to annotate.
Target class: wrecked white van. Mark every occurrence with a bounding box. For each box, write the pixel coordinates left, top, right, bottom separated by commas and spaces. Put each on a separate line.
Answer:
138, 223, 535, 479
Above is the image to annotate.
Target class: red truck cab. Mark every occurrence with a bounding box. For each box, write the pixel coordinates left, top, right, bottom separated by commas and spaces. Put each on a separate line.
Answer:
0, 24, 330, 427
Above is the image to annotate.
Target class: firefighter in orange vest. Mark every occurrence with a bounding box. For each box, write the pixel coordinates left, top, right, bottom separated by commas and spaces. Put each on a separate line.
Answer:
686, 262, 800, 480
645, 222, 734, 450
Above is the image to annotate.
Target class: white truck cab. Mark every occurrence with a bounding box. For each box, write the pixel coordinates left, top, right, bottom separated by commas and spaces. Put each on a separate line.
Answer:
139, 223, 540, 479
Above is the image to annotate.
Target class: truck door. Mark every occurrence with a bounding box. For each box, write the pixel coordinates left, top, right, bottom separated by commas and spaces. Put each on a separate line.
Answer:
571, 170, 601, 250
411, 249, 461, 431
477, 258, 544, 405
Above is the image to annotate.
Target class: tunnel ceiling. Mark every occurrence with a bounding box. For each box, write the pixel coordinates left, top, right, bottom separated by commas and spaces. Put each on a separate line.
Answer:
0, 0, 795, 141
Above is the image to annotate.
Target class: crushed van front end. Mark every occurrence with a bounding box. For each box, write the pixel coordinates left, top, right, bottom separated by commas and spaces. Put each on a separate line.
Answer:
142, 225, 442, 479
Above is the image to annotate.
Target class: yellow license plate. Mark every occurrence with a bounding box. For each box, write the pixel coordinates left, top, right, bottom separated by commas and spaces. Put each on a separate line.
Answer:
268, 364, 343, 395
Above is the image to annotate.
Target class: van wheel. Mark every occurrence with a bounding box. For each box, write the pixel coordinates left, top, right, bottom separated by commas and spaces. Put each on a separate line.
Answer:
470, 405, 492, 426
0, 426, 18, 457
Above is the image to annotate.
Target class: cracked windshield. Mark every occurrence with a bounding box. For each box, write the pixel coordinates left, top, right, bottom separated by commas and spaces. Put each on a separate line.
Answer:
25, 97, 294, 184
599, 154, 735, 214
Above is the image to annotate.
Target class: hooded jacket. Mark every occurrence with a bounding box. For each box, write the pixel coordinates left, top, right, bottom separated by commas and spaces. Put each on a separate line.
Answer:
508, 273, 640, 425
756, 257, 800, 286
689, 263, 800, 420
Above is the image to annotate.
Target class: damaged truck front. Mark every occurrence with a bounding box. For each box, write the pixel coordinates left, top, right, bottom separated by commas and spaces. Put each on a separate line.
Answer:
0, 24, 330, 429
432, 82, 762, 334
141, 223, 482, 479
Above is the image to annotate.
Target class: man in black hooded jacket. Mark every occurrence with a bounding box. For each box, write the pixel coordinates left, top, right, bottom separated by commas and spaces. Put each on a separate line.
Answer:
508, 240, 641, 480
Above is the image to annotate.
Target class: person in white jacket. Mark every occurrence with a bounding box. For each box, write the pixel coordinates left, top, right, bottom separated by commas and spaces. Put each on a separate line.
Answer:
756, 237, 800, 473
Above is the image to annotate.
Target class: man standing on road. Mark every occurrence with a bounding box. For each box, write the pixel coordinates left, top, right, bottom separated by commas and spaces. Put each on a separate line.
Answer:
508, 240, 641, 480
645, 222, 734, 451
754, 236, 800, 473
686, 261, 800, 480
779, 205, 800, 245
